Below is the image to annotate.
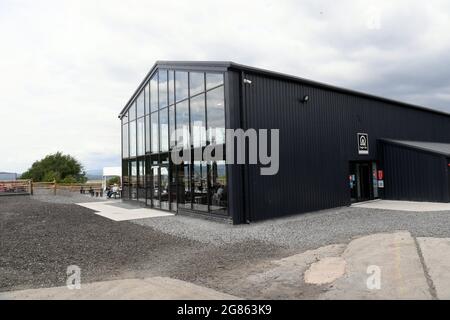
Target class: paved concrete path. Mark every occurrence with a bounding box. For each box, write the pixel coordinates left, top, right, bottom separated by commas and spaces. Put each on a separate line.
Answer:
237, 231, 450, 299
416, 237, 450, 299
0, 277, 238, 300
76, 201, 173, 221
352, 199, 450, 212
321, 231, 430, 299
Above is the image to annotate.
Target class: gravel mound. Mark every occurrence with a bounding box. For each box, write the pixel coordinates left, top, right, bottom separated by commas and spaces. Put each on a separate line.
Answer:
134, 206, 450, 249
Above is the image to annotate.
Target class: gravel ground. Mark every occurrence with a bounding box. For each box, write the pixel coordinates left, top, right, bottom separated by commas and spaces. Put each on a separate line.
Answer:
0, 195, 284, 293
3, 194, 450, 298
32, 189, 107, 204
133, 205, 450, 250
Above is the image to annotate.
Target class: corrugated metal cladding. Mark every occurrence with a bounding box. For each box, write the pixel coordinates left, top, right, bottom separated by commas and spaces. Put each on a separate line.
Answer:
230, 69, 450, 222
224, 71, 246, 223
378, 141, 449, 202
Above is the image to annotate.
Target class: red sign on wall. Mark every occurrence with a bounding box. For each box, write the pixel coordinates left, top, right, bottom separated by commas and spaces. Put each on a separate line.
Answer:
377, 170, 384, 180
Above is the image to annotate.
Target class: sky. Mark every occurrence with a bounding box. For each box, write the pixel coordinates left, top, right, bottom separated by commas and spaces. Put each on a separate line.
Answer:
1, 0, 450, 173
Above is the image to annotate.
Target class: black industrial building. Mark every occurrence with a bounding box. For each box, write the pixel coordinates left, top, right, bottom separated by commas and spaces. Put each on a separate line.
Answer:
119, 61, 450, 224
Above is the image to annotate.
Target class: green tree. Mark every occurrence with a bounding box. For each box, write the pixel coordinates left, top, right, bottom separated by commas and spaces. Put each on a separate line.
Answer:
107, 176, 120, 185
61, 175, 78, 184
42, 170, 60, 182
21, 152, 87, 183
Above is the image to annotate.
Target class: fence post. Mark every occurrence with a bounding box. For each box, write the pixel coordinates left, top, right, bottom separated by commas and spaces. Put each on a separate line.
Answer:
29, 179, 33, 195
53, 179, 57, 196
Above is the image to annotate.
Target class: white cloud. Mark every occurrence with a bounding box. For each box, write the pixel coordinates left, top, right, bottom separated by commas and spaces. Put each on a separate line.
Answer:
1, 0, 450, 172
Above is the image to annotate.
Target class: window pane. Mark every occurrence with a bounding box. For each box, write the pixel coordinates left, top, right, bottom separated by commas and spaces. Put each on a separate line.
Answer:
137, 90, 145, 117
145, 84, 150, 114
168, 70, 175, 105
209, 160, 227, 214
146, 159, 152, 202
145, 115, 150, 153
129, 120, 136, 157
190, 94, 206, 148
129, 102, 136, 121
206, 86, 225, 145
138, 159, 146, 202
160, 152, 169, 164
177, 160, 191, 209
159, 107, 169, 152
130, 160, 137, 199
175, 71, 188, 102
137, 117, 145, 156
175, 99, 190, 149
169, 105, 176, 148
190, 72, 204, 96
122, 159, 129, 199
150, 72, 158, 112
193, 161, 208, 212
159, 69, 168, 108
151, 112, 159, 153
122, 123, 129, 158
160, 166, 169, 210
206, 73, 224, 90
169, 161, 177, 211
152, 165, 160, 207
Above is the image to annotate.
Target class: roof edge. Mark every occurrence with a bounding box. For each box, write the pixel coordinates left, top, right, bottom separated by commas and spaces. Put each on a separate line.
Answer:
118, 60, 450, 119
118, 61, 233, 118
379, 139, 450, 157
227, 62, 450, 118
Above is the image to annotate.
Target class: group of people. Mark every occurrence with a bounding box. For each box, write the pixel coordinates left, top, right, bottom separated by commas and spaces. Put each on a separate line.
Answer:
105, 184, 120, 199
211, 182, 226, 206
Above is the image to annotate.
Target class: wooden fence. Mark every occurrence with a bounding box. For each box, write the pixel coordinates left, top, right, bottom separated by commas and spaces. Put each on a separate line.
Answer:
0, 179, 32, 195
0, 180, 103, 196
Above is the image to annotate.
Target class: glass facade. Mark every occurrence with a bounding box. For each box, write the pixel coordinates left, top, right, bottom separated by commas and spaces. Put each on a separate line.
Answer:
137, 117, 145, 156
190, 94, 206, 148
122, 121, 129, 158
121, 68, 227, 217
136, 90, 145, 118
129, 119, 136, 157
150, 73, 158, 112
207, 86, 225, 145
158, 70, 168, 109
175, 99, 189, 149
159, 107, 169, 152
151, 111, 159, 152
175, 71, 189, 102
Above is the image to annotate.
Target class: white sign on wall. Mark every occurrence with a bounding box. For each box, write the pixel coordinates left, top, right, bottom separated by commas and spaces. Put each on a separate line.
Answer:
358, 133, 369, 155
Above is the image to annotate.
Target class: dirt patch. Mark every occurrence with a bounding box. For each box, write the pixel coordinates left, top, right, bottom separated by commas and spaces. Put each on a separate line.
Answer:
304, 257, 346, 284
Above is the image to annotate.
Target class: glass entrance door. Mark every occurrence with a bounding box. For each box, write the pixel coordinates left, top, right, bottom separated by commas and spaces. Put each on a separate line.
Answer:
192, 160, 208, 212
349, 161, 374, 203
160, 166, 169, 210
177, 160, 192, 210
359, 163, 371, 200
151, 164, 160, 208
169, 161, 177, 212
